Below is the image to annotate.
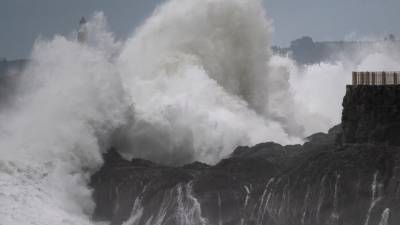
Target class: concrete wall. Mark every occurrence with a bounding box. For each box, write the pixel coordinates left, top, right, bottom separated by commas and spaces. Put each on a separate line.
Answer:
352, 72, 400, 85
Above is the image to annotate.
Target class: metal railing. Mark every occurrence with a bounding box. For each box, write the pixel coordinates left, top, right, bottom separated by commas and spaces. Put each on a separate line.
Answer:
352, 72, 400, 85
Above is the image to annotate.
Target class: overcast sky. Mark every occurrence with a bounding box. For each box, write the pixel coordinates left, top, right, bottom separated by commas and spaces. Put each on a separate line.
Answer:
1, 0, 399, 59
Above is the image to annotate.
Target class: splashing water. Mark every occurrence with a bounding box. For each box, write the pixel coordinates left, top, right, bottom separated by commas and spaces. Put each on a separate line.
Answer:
127, 183, 208, 225
243, 185, 251, 209
0, 1, 290, 224
1, 0, 400, 224
364, 172, 383, 225
113, 0, 304, 165
177, 183, 209, 225
122, 198, 144, 225
256, 178, 275, 225
330, 173, 341, 224
316, 174, 328, 224
217, 193, 223, 225
379, 208, 390, 225
0, 12, 130, 225
301, 185, 311, 225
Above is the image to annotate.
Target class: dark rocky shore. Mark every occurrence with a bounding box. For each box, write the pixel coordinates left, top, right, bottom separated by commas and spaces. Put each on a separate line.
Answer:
90, 86, 400, 225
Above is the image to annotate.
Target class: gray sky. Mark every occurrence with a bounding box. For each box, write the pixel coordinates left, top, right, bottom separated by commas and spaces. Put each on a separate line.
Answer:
1, 0, 399, 59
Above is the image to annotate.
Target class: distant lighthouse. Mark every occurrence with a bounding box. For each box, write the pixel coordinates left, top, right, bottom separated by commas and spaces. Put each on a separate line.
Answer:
78, 17, 88, 43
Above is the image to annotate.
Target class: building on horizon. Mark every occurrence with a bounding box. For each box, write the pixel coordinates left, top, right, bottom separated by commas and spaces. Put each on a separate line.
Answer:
352, 71, 400, 85
78, 17, 88, 43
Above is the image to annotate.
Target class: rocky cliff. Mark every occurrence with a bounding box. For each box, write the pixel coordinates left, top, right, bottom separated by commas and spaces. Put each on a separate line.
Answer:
342, 85, 400, 146
90, 86, 400, 225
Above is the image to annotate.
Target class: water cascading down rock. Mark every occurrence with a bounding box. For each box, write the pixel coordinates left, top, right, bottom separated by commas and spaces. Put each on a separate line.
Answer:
91, 78, 400, 225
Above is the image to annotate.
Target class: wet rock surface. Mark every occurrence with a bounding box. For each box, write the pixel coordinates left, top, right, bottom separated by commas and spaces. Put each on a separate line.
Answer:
91, 138, 400, 225
342, 85, 400, 146
91, 86, 400, 225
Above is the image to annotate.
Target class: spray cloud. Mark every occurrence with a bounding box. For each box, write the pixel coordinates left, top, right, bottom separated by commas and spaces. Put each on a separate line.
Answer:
1, 0, 400, 224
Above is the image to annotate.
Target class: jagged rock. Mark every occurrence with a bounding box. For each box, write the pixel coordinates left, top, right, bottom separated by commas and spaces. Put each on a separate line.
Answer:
90, 86, 400, 225
182, 161, 211, 170
91, 142, 400, 225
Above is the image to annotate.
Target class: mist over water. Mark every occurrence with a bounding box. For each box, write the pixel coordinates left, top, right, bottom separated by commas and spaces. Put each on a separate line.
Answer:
1, 0, 400, 224
114, 0, 301, 164
0, 12, 131, 224
287, 43, 400, 135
